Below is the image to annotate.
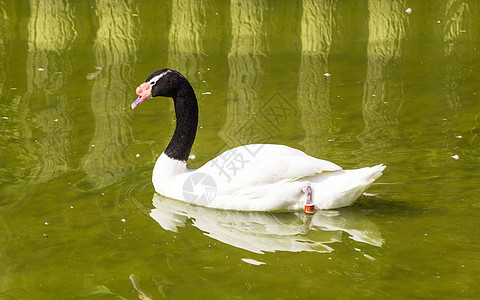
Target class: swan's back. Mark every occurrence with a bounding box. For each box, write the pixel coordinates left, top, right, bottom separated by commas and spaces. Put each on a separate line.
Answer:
199, 144, 342, 190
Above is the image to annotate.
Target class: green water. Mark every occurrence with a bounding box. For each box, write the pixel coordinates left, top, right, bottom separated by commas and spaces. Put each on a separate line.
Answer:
1, 0, 480, 298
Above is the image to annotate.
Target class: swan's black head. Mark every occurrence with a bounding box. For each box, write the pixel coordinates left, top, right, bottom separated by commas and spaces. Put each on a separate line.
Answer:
131, 69, 187, 109
131, 68, 198, 161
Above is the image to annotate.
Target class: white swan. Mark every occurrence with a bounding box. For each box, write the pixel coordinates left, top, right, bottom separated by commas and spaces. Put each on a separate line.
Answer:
132, 69, 385, 212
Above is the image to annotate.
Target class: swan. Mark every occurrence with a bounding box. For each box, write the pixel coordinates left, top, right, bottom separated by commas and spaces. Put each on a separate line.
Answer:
132, 68, 386, 212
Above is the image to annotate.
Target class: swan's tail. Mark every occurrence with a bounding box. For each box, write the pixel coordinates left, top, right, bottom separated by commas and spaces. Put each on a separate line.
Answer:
313, 164, 386, 209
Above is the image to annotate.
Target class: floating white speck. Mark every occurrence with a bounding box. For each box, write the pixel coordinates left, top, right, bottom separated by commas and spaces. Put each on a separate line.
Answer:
405, 8, 412, 14
437, 20, 441, 23
54, 119, 58, 122
372, 94, 376, 97
44, 221, 49, 225
101, 192, 105, 196
202, 92, 212, 95
91, 144, 95, 147
364, 254, 376, 261
38, 68, 45, 71
451, 155, 459, 160
324, 72, 331, 77
189, 154, 196, 159
241, 258, 265, 265
328, 139, 335, 142
2, 116, 8, 120
70, 206, 74, 209
459, 29, 467, 33
121, 218, 126, 222
136, 153, 140, 158
11, 87, 16, 90
456, 135, 463, 139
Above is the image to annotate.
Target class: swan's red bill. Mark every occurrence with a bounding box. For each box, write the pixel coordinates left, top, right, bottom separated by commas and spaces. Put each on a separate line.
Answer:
131, 82, 152, 109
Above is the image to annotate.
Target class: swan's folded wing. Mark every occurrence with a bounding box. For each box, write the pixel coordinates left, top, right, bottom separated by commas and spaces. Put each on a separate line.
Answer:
198, 144, 342, 190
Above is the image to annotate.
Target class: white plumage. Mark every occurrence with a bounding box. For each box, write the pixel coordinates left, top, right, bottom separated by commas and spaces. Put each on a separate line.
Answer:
152, 144, 385, 211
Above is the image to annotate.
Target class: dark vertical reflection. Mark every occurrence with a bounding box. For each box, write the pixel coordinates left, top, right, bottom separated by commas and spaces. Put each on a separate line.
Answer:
2, 1, 77, 296
0, 2, 21, 296
361, 0, 407, 143
0, 1, 23, 183
80, 0, 138, 189
219, 0, 269, 148
298, 0, 336, 156
0, 0, 10, 96
443, 0, 474, 111
439, 1, 478, 163
168, 0, 208, 78
23, 0, 77, 183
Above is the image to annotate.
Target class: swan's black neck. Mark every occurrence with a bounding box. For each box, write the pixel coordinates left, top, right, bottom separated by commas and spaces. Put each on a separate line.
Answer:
164, 79, 198, 162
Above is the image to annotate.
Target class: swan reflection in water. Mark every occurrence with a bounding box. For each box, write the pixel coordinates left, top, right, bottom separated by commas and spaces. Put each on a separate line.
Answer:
150, 194, 383, 254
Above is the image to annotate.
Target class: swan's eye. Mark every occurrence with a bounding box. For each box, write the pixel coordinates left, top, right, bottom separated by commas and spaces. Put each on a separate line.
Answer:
149, 81, 156, 86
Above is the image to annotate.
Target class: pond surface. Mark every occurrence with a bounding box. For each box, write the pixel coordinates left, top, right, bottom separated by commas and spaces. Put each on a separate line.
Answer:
1, 0, 480, 298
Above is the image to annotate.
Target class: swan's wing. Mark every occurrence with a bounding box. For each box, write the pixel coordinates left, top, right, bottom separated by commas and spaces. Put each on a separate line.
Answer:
197, 144, 342, 189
